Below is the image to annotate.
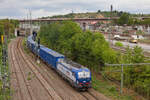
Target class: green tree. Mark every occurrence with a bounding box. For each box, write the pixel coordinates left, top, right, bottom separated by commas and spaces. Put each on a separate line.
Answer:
128, 17, 135, 25
57, 21, 82, 56
136, 30, 144, 35
97, 10, 101, 13
0, 19, 18, 39
91, 32, 117, 67
117, 13, 130, 25
38, 22, 62, 49
0, 24, 4, 35
71, 31, 94, 68
132, 46, 144, 63
124, 46, 133, 63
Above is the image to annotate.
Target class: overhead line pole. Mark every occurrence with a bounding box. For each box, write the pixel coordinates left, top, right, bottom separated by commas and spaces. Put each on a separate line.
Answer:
109, 5, 113, 45
29, 9, 32, 34
121, 64, 123, 94
105, 63, 150, 94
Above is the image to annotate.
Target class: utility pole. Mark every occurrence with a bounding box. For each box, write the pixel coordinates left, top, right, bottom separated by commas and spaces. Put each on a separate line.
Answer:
109, 5, 113, 45
105, 63, 150, 94
83, 23, 86, 32
71, 9, 74, 14
71, 9, 74, 19
120, 64, 124, 94
26, 13, 28, 37
29, 9, 32, 34
37, 38, 40, 64
111, 5, 113, 13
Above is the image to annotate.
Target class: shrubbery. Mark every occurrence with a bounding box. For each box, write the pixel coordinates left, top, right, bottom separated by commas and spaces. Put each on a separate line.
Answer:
115, 42, 123, 47
104, 46, 150, 99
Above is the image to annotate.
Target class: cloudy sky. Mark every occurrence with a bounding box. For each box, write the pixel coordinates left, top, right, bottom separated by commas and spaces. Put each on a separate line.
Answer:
0, 0, 150, 19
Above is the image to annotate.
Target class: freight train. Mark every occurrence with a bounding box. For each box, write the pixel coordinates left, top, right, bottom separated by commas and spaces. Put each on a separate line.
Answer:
27, 35, 92, 90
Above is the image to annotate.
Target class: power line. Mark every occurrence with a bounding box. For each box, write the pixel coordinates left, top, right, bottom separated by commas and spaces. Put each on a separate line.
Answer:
105, 63, 150, 66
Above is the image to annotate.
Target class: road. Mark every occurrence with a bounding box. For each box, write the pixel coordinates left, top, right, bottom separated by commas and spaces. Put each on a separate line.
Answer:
109, 39, 150, 53
9, 37, 111, 100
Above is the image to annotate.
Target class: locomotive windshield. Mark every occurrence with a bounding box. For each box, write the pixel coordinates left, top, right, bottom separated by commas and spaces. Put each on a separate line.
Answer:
78, 71, 90, 79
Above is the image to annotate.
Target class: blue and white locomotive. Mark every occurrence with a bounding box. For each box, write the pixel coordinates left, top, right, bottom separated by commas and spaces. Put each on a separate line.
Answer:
27, 35, 92, 90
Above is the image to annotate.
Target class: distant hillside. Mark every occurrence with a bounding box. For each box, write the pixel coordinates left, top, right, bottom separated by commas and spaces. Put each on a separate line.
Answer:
42, 12, 104, 19
41, 11, 122, 19
41, 11, 150, 19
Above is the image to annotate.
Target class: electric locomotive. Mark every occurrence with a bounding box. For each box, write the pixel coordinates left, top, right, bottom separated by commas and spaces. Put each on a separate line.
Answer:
27, 35, 92, 90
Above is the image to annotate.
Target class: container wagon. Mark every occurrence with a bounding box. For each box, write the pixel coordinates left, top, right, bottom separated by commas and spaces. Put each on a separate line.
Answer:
27, 35, 91, 90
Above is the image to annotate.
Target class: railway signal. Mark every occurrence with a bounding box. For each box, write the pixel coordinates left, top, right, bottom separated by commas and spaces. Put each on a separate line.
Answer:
1, 31, 9, 100
1, 35, 4, 44
37, 38, 40, 49
37, 38, 40, 64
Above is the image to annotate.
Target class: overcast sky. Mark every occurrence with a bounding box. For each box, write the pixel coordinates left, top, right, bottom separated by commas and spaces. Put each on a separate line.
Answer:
1, 0, 150, 19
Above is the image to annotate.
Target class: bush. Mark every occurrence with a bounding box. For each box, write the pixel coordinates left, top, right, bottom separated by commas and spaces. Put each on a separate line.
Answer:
115, 42, 123, 47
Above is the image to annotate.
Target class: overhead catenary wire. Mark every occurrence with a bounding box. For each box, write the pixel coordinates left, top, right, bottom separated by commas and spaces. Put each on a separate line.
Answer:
105, 62, 150, 94
105, 63, 150, 66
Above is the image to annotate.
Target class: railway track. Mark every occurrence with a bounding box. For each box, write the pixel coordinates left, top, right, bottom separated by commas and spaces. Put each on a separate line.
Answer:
9, 37, 111, 100
80, 91, 99, 100
9, 39, 24, 100
20, 38, 99, 100
10, 38, 35, 100
20, 39, 82, 99
22, 37, 111, 100
17, 38, 62, 100
10, 38, 60, 100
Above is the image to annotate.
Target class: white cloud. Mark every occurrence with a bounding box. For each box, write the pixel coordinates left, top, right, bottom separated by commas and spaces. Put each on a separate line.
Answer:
0, 0, 150, 19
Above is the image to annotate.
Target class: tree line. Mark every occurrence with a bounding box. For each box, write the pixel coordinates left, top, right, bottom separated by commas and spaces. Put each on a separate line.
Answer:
0, 19, 19, 41
38, 21, 118, 71
114, 12, 150, 26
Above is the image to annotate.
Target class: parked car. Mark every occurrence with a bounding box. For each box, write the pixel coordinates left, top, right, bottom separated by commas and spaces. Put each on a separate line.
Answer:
129, 39, 138, 43
114, 35, 128, 40
114, 35, 120, 40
